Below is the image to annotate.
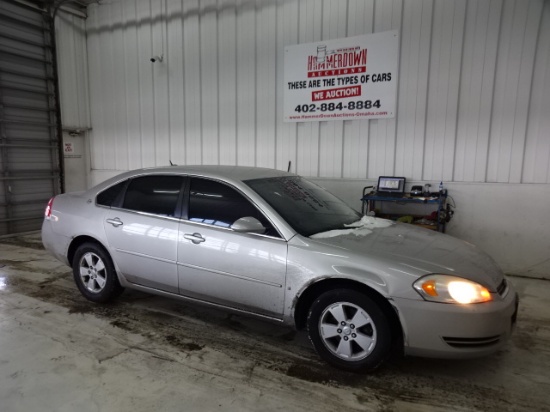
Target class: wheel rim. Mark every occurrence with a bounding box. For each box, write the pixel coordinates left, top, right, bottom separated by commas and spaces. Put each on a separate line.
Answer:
79, 252, 107, 294
318, 301, 377, 361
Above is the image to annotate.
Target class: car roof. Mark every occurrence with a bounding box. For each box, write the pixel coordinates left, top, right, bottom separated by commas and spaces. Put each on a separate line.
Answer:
144, 165, 295, 181
87, 165, 299, 241
91, 165, 296, 193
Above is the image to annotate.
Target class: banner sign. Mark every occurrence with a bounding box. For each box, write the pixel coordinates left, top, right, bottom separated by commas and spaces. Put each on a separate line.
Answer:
283, 30, 398, 122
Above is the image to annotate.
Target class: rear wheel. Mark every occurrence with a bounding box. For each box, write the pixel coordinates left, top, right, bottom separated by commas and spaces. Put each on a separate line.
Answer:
72, 243, 123, 303
307, 289, 392, 371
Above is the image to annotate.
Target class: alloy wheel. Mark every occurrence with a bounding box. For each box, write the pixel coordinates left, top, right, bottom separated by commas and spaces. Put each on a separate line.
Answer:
318, 301, 377, 361
79, 252, 107, 293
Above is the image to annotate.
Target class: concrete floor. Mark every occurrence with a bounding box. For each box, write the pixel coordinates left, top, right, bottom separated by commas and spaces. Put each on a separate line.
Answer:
0, 234, 549, 412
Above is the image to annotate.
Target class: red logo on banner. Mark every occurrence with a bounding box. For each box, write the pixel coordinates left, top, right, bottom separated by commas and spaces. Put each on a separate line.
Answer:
307, 46, 367, 78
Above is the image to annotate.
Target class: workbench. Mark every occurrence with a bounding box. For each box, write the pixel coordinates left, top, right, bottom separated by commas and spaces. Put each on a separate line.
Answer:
361, 189, 450, 232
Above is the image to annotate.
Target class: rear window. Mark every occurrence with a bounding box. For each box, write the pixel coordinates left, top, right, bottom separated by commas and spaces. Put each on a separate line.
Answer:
96, 180, 127, 207
122, 175, 183, 217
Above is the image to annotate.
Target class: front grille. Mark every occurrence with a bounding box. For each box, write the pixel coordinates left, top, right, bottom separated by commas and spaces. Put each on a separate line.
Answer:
442, 335, 501, 348
497, 279, 508, 296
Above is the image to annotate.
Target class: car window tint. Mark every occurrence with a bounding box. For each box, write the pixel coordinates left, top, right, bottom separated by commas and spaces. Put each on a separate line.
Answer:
188, 178, 279, 237
122, 176, 183, 217
97, 180, 127, 207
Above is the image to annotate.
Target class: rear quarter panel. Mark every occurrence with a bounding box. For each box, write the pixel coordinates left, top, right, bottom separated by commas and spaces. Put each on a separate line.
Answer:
45, 192, 110, 263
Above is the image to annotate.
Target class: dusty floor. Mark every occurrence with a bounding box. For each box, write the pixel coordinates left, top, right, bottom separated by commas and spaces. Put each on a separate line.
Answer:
0, 233, 549, 412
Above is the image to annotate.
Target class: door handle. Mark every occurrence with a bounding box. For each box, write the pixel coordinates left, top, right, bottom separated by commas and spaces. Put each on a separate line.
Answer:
184, 233, 205, 244
106, 218, 123, 227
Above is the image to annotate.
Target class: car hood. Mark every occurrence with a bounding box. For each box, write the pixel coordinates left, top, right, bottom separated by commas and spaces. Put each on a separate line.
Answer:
309, 217, 503, 290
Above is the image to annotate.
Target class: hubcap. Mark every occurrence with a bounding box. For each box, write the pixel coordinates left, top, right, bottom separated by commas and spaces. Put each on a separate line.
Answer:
79, 252, 107, 293
318, 302, 377, 361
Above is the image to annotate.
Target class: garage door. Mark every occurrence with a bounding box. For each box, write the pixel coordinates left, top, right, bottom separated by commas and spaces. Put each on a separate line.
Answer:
0, 0, 61, 236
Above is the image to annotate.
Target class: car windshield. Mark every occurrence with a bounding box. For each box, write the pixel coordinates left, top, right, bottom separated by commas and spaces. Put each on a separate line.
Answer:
244, 176, 362, 237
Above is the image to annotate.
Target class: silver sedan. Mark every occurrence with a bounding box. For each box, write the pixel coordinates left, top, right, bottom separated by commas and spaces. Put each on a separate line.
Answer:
42, 166, 518, 371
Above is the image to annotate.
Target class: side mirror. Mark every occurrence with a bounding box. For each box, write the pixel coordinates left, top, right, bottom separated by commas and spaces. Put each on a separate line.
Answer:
230, 217, 266, 234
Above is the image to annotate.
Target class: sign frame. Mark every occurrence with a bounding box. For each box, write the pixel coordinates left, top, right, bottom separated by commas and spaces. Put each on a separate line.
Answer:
283, 30, 399, 122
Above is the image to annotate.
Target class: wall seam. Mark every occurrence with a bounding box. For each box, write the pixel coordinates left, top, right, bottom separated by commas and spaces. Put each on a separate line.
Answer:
421, 0, 435, 181
198, 0, 204, 165
517, 0, 542, 183
485, 0, 506, 183
316, 0, 324, 177
122, 2, 130, 170
216, 0, 221, 166
254, 0, 258, 167
452, 0, 468, 182
164, 0, 172, 165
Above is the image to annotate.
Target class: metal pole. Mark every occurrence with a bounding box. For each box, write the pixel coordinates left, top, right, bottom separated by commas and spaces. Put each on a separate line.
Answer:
45, 2, 65, 194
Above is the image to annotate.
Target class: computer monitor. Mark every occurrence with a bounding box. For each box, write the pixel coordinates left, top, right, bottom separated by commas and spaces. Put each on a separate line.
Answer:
377, 176, 406, 195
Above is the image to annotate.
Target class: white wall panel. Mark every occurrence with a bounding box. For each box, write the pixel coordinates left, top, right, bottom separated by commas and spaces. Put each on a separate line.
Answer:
165, 0, 182, 165
236, 0, 256, 166
99, 3, 118, 170
523, 1, 550, 184
453, 0, 501, 183
395, 0, 432, 180
423, 0, 465, 182
112, 1, 130, 171
368, 0, 401, 179
274, 0, 297, 173
79, 0, 550, 183
487, 0, 543, 183
182, 0, 201, 165
128, 0, 147, 169
200, 0, 219, 165
256, 0, 277, 169
56, 11, 89, 128
217, 0, 237, 165
341, 0, 372, 179
317, 0, 347, 178
151, 0, 170, 167
295, 0, 321, 176
86, 5, 101, 170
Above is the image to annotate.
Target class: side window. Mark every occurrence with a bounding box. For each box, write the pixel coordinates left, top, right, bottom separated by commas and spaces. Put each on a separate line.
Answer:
188, 178, 279, 237
97, 180, 127, 207
122, 175, 183, 217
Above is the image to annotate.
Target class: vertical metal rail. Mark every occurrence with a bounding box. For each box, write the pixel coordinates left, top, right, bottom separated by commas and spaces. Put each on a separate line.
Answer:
0, 73, 12, 234
44, 6, 64, 195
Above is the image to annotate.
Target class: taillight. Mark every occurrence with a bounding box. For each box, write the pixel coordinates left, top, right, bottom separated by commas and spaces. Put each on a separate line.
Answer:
45, 197, 54, 219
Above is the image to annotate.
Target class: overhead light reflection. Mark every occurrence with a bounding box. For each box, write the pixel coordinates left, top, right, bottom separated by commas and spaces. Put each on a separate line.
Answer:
0, 277, 6, 291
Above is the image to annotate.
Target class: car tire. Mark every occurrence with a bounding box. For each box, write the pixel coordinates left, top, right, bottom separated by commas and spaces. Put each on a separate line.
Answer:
307, 289, 392, 372
72, 242, 124, 303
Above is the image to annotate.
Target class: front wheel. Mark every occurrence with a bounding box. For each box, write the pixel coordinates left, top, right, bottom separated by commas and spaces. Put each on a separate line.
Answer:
72, 242, 123, 303
307, 289, 392, 371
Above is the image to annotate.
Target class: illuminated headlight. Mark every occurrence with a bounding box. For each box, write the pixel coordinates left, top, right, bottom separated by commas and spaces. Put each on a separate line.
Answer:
413, 274, 493, 304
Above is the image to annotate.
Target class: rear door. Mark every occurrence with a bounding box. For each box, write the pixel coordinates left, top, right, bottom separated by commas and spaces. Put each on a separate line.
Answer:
177, 177, 287, 317
101, 175, 184, 293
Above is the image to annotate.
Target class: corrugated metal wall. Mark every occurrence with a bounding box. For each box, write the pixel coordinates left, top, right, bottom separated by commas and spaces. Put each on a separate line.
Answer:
82, 0, 550, 183
0, 0, 61, 235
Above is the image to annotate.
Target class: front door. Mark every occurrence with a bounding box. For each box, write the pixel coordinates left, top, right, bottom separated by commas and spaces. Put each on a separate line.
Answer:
177, 177, 287, 317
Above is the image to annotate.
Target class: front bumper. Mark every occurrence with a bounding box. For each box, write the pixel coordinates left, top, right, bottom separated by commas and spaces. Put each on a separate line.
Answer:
392, 282, 518, 359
